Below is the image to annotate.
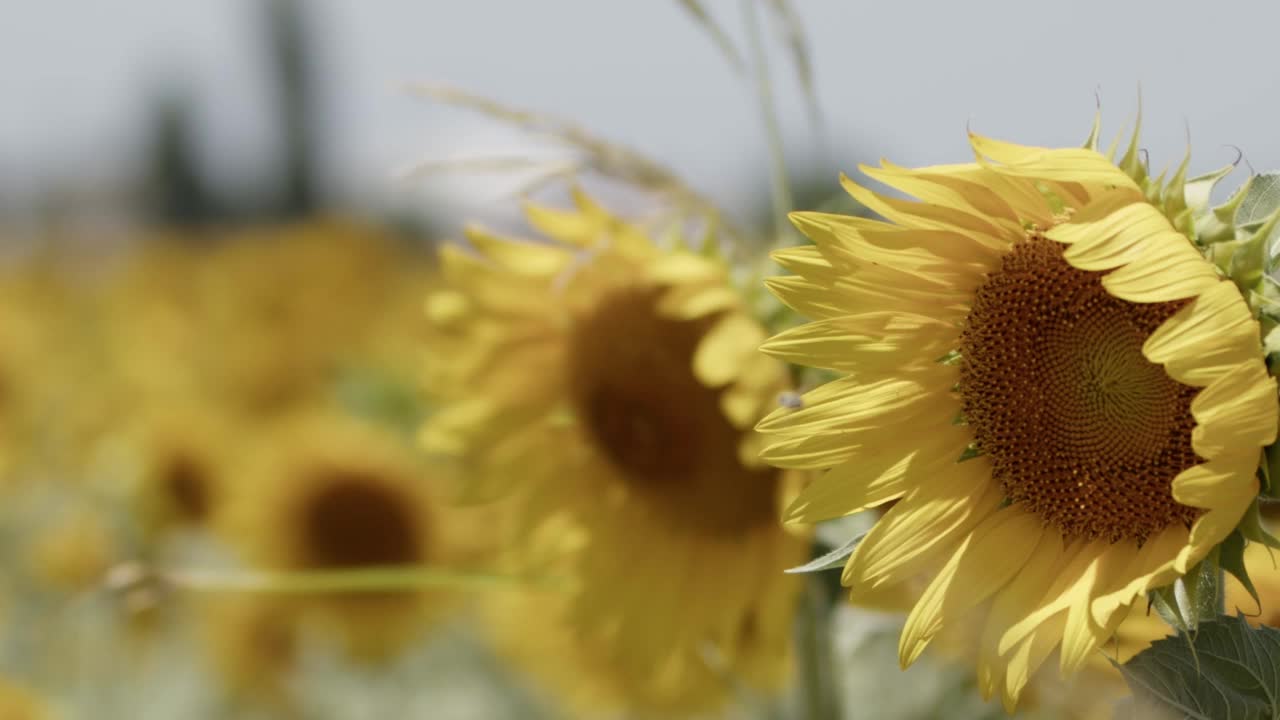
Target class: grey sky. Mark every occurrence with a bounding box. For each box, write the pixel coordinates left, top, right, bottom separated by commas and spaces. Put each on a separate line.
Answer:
4, 1, 1279, 227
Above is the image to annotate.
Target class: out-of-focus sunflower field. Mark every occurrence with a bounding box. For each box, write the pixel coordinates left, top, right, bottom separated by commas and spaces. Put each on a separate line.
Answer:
10, 2, 1280, 719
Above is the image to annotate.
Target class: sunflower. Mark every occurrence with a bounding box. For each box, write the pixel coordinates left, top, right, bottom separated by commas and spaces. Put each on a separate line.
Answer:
196, 219, 420, 417
198, 595, 299, 706
122, 408, 235, 539
27, 506, 117, 594
0, 678, 55, 720
422, 191, 808, 715
757, 126, 1278, 710
221, 413, 461, 661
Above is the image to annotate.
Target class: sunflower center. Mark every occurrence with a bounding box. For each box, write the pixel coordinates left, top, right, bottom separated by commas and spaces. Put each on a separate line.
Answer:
566, 286, 778, 536
299, 472, 423, 568
958, 236, 1201, 542
163, 454, 211, 522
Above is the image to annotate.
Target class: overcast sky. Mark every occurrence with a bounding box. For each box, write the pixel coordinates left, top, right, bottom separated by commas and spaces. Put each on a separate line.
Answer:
4, 0, 1279, 228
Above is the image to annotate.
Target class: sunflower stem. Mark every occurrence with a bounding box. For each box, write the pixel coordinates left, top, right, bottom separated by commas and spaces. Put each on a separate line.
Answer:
742, 0, 796, 247
106, 562, 529, 596
795, 574, 842, 720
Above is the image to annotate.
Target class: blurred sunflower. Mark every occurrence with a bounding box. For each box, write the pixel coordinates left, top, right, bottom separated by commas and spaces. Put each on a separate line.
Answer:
124, 409, 235, 539
0, 261, 87, 483
27, 506, 117, 594
197, 220, 419, 417
222, 414, 461, 660
0, 678, 55, 720
422, 191, 808, 715
199, 596, 299, 706
757, 127, 1277, 709
99, 240, 209, 410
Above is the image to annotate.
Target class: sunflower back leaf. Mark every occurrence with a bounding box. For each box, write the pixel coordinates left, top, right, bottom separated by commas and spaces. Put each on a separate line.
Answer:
1235, 173, 1280, 230
1115, 615, 1280, 720
784, 530, 867, 575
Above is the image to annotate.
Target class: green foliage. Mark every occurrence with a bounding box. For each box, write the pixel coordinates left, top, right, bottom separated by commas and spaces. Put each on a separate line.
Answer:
785, 530, 867, 575
1235, 173, 1280, 230
1149, 552, 1223, 633
1116, 615, 1280, 720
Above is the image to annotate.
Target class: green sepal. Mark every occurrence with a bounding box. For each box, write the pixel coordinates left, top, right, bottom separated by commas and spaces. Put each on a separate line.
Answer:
1227, 217, 1271, 293
1144, 167, 1167, 207
1238, 496, 1280, 548
1082, 109, 1102, 151
1116, 105, 1148, 187
1217, 530, 1261, 613
1184, 162, 1236, 242
1149, 585, 1191, 634
1162, 150, 1193, 237
1195, 173, 1252, 250
1265, 446, 1280, 498
1149, 549, 1223, 632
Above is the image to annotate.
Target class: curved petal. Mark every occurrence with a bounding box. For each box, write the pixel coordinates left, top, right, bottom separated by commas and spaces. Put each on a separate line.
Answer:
1089, 524, 1189, 626
1191, 362, 1278, 459
898, 505, 1044, 667
1143, 280, 1262, 387
760, 312, 960, 374
844, 458, 1003, 592
783, 421, 970, 523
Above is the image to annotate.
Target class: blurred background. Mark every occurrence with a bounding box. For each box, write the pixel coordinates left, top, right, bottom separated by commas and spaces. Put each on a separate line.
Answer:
8, 0, 1280, 240
3, 1, 1280, 718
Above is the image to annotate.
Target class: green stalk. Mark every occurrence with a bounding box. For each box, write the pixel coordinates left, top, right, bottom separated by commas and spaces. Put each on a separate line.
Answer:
795, 574, 842, 720
743, 0, 795, 246
109, 563, 534, 596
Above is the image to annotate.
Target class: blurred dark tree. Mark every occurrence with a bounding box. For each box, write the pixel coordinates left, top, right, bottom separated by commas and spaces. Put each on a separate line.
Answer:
143, 90, 220, 226
265, 0, 320, 219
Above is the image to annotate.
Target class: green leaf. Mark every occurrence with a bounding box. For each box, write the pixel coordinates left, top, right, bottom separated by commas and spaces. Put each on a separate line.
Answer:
785, 530, 867, 574
1236, 173, 1280, 229
1117, 615, 1280, 720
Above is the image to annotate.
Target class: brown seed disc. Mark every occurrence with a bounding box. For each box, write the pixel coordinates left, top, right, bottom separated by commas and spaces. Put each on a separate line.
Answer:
299, 470, 424, 568
567, 286, 778, 536
958, 236, 1202, 542
163, 453, 212, 523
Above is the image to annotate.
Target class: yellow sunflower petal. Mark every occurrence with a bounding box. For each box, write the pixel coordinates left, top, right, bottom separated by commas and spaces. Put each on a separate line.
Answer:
969, 134, 1141, 194
976, 531, 1068, 699
523, 201, 601, 246
1089, 524, 1189, 626
858, 161, 1030, 232
1058, 545, 1138, 673
1053, 203, 1172, 271
843, 459, 1003, 591
838, 175, 1011, 248
1190, 361, 1278, 459
1143, 280, 1262, 387
464, 226, 573, 276
1100, 239, 1221, 303
645, 252, 723, 285
1003, 613, 1068, 714
997, 539, 1110, 656
783, 421, 969, 523
757, 370, 956, 438
899, 505, 1044, 667
759, 312, 960, 374
1172, 452, 1262, 510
